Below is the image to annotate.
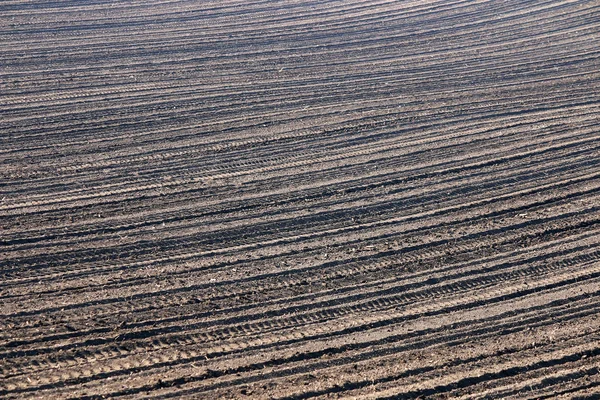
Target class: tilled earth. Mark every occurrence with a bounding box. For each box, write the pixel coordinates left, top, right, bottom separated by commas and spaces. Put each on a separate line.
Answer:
1, 0, 600, 398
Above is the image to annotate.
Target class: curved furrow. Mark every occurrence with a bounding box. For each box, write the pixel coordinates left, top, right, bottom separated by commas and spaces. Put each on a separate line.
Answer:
2, 0, 598, 398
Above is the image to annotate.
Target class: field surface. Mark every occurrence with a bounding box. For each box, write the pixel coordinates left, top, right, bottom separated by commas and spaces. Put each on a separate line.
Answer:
1, 0, 600, 398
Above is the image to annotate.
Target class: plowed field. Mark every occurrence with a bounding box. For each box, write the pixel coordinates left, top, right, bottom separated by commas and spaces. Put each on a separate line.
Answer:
1, 0, 600, 398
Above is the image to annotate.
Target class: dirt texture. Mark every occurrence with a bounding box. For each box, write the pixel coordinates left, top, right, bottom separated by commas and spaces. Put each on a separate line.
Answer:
1, 0, 600, 399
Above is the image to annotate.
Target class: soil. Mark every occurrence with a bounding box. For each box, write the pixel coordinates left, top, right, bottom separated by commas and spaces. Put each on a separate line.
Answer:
1, 0, 600, 398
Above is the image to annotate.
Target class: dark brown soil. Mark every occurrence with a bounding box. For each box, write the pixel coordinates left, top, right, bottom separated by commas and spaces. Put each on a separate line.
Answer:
1, 0, 600, 398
